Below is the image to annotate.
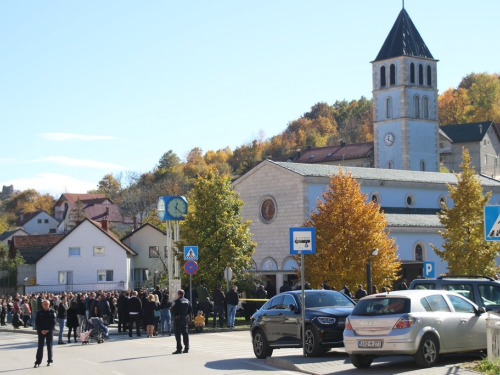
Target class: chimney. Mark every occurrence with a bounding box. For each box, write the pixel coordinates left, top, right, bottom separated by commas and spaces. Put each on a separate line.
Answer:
479, 124, 483, 134
133, 216, 138, 230
105, 206, 110, 216
340, 140, 346, 147
102, 219, 108, 231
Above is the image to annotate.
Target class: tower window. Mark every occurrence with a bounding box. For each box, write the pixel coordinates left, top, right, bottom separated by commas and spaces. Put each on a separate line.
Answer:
414, 96, 420, 118
423, 97, 429, 118
386, 97, 392, 119
380, 66, 386, 87
410, 63, 415, 83
390, 64, 396, 85
388, 161, 394, 169
426, 65, 432, 86
418, 64, 424, 85
420, 160, 426, 171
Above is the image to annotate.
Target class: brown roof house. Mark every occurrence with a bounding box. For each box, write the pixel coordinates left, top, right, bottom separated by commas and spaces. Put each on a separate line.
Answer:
27, 219, 136, 293
54, 193, 132, 234
15, 210, 59, 235
0, 228, 29, 246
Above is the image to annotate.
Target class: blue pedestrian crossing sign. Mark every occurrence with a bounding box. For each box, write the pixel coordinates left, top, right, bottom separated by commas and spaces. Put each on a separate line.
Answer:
184, 246, 198, 260
485, 206, 500, 241
289, 227, 316, 254
423, 261, 435, 278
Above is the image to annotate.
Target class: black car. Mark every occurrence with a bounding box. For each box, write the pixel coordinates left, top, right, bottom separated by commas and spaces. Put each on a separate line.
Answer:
250, 290, 355, 358
409, 275, 500, 312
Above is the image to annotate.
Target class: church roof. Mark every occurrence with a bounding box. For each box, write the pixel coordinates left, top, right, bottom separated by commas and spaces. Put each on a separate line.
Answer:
294, 142, 373, 164
269, 161, 500, 188
440, 121, 495, 143
374, 8, 434, 62
386, 214, 442, 228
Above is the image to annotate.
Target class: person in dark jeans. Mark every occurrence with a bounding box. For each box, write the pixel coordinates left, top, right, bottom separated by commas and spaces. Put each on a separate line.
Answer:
128, 291, 142, 338
34, 300, 56, 367
212, 285, 225, 328
117, 291, 129, 333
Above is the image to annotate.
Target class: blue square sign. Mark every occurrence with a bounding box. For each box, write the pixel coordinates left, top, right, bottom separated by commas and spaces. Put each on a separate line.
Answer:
485, 206, 500, 241
289, 227, 316, 254
184, 246, 198, 260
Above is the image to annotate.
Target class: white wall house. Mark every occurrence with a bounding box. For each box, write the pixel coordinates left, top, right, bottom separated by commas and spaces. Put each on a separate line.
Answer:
121, 223, 168, 289
30, 219, 136, 293
17, 211, 59, 235
0, 228, 29, 246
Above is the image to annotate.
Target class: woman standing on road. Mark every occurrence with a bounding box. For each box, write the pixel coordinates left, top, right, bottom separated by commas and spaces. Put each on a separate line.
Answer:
66, 301, 79, 343
57, 296, 68, 344
143, 294, 158, 338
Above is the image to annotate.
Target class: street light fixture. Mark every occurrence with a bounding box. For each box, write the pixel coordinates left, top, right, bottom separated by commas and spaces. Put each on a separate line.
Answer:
366, 249, 379, 295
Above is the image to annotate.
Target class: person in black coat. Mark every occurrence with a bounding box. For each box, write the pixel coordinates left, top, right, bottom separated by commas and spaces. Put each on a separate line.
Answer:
34, 300, 56, 367
66, 302, 79, 343
117, 291, 129, 333
171, 289, 192, 354
128, 291, 142, 338
143, 294, 159, 337
212, 285, 225, 328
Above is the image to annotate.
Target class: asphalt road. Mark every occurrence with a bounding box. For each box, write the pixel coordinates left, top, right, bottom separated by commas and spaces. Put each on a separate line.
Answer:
0, 329, 481, 375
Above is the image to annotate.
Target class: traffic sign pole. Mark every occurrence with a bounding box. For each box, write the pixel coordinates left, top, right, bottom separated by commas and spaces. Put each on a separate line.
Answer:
301, 251, 305, 358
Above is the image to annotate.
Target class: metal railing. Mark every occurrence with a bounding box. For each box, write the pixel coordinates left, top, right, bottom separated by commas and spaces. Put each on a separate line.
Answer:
26, 282, 127, 294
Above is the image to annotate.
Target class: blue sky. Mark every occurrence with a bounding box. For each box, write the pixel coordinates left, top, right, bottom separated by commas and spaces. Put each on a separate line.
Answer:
1, 1, 499, 197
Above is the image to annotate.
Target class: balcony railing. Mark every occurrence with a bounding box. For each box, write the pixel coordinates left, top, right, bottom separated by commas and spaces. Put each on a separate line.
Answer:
26, 282, 128, 294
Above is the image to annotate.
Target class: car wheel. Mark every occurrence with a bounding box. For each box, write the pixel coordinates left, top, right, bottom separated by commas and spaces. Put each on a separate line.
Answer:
253, 329, 273, 359
304, 326, 323, 357
350, 354, 373, 368
414, 334, 439, 367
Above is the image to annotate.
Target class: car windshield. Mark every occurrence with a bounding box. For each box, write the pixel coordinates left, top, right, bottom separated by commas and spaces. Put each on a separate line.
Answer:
304, 292, 355, 308
351, 297, 410, 315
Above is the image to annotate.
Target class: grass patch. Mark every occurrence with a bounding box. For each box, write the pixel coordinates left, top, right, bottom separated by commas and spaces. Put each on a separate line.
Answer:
464, 357, 500, 375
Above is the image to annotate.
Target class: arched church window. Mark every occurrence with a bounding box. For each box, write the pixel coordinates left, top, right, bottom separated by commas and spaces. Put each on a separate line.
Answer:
388, 161, 394, 169
414, 96, 420, 118
386, 97, 392, 119
410, 63, 415, 83
380, 66, 386, 87
423, 97, 429, 118
414, 243, 424, 261
390, 64, 396, 85
418, 64, 424, 85
420, 160, 426, 171
426, 65, 432, 86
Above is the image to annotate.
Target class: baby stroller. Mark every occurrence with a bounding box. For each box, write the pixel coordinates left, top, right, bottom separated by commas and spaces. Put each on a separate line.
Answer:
80, 316, 108, 345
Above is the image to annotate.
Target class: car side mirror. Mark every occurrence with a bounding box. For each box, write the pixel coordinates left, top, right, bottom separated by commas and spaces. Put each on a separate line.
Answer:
476, 306, 486, 315
289, 304, 300, 314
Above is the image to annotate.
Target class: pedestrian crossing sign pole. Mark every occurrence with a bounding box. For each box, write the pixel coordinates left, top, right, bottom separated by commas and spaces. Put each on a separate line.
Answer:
485, 206, 500, 241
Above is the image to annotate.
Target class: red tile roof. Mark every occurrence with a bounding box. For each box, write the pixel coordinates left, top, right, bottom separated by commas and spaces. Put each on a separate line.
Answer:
55, 193, 108, 207
9, 234, 65, 264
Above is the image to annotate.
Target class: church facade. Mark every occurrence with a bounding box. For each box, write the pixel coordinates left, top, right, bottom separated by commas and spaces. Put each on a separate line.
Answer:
233, 8, 500, 289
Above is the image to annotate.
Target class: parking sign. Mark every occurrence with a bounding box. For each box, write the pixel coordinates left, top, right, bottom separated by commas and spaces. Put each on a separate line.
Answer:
423, 261, 435, 278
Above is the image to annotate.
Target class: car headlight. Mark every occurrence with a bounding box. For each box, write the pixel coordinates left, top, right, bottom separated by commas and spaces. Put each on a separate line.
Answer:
316, 317, 337, 325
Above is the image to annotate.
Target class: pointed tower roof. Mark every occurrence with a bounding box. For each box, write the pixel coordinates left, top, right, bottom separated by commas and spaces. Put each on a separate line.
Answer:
374, 8, 434, 62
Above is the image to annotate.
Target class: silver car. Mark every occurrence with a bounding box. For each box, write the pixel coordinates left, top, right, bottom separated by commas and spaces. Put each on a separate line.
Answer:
343, 290, 487, 368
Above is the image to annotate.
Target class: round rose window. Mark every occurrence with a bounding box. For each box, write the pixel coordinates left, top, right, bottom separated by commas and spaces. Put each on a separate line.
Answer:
260, 198, 276, 222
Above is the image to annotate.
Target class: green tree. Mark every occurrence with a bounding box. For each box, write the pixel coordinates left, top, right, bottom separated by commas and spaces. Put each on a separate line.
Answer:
300, 168, 400, 290
0, 242, 25, 286
89, 173, 122, 201
158, 150, 181, 170
177, 168, 256, 288
70, 198, 86, 224
431, 148, 500, 275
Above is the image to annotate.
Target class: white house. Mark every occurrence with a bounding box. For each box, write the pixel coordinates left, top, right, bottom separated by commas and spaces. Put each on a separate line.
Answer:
0, 228, 29, 246
16, 211, 58, 235
121, 223, 168, 289
28, 219, 136, 293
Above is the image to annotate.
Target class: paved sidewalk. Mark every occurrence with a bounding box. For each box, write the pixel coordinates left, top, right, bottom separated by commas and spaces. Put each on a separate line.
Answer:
266, 348, 481, 375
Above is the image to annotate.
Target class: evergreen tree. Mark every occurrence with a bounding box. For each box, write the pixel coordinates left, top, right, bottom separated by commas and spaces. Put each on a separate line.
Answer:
69, 198, 86, 225
300, 168, 400, 290
431, 148, 500, 275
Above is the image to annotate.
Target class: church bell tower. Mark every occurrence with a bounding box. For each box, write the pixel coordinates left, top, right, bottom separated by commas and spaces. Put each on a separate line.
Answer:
372, 8, 439, 172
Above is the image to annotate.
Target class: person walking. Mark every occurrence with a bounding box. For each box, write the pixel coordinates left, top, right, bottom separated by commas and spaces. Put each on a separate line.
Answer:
128, 291, 142, 338
34, 300, 56, 367
171, 289, 191, 354
57, 296, 68, 344
226, 285, 239, 329
212, 285, 225, 328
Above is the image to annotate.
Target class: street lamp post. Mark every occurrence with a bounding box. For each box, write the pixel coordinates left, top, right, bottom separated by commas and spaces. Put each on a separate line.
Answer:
366, 249, 379, 295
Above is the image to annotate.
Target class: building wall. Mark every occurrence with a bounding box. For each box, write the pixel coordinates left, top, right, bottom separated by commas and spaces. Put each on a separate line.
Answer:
23, 212, 58, 235
121, 225, 167, 274
36, 221, 129, 287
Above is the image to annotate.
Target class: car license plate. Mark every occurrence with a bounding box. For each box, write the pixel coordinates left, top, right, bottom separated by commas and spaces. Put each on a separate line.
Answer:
358, 340, 383, 348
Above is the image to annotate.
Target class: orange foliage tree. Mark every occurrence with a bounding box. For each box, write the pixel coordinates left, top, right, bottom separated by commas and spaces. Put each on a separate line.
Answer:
298, 169, 400, 291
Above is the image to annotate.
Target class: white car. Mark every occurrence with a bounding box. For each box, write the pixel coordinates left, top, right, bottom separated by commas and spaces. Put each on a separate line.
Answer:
343, 290, 487, 368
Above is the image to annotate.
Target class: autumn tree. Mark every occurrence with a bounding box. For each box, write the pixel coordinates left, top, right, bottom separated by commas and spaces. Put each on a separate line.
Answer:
5, 189, 56, 214
177, 168, 255, 288
88, 173, 122, 201
300, 168, 400, 290
431, 148, 500, 275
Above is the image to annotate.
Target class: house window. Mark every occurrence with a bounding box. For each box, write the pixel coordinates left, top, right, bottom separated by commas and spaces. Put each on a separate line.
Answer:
418, 64, 424, 85
414, 96, 420, 118
423, 97, 429, 118
388, 161, 394, 169
93, 246, 105, 256
426, 65, 432, 86
98, 270, 113, 282
37, 219, 42, 224
149, 246, 159, 258
164, 246, 168, 258
44, 219, 48, 223
49, 229, 56, 234
485, 155, 488, 165
69, 247, 80, 257
484, 140, 487, 147
410, 63, 415, 83
59, 271, 67, 284
380, 66, 386, 87
420, 160, 426, 171
405, 194, 415, 208
386, 97, 392, 118
414, 243, 424, 261
390, 64, 396, 85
